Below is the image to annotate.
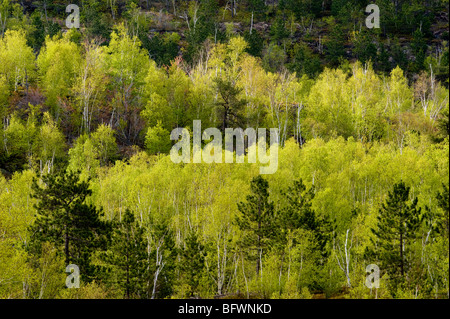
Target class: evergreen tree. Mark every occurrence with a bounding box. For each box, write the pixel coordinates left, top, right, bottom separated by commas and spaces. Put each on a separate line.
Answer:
325, 23, 346, 67
288, 42, 322, 78
28, 169, 111, 281
411, 29, 427, 73
184, 0, 221, 63
438, 109, 449, 138
214, 77, 246, 132
145, 33, 181, 67
243, 30, 264, 58
81, 0, 111, 41
436, 184, 449, 239
281, 179, 334, 263
180, 230, 206, 297
236, 175, 276, 275
391, 38, 408, 71
247, 0, 266, 19
281, 0, 322, 19
28, 11, 46, 51
376, 42, 391, 73
270, 15, 289, 44
353, 30, 377, 66
371, 181, 422, 291
102, 209, 148, 299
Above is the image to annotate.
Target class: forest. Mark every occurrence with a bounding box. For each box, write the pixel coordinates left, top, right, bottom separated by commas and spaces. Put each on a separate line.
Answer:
0, 0, 449, 299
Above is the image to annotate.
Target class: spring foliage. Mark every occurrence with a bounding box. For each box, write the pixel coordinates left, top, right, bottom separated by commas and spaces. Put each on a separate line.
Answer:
0, 2, 449, 299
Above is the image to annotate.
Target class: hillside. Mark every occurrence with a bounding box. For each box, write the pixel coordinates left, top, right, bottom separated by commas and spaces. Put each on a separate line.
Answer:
0, 0, 448, 300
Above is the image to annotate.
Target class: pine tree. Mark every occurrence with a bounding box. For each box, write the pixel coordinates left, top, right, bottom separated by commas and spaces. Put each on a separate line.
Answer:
376, 43, 391, 73
270, 15, 289, 44
101, 209, 148, 299
214, 77, 246, 132
371, 181, 422, 290
278, 179, 334, 291
280, 179, 334, 264
353, 30, 377, 66
236, 175, 276, 275
391, 37, 408, 71
325, 23, 346, 67
436, 184, 449, 239
411, 29, 427, 73
29, 169, 111, 281
180, 230, 206, 297
288, 42, 323, 79
247, 0, 266, 19
244, 30, 264, 57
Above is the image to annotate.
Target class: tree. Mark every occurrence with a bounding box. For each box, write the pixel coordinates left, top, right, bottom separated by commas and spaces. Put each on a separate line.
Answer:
270, 15, 289, 44
105, 24, 150, 145
74, 40, 108, 136
353, 30, 377, 66
306, 67, 354, 139
436, 108, 449, 141
1, 113, 34, 173
436, 184, 449, 239
243, 30, 263, 58
91, 124, 118, 166
0, 74, 8, 119
246, 0, 266, 19
391, 38, 408, 71
376, 43, 391, 73
262, 43, 286, 73
281, 0, 322, 19
411, 29, 427, 73
214, 77, 246, 132
147, 220, 177, 299
325, 21, 345, 67
236, 175, 276, 275
145, 121, 172, 155
81, 0, 111, 40
36, 34, 82, 118
28, 170, 111, 281
37, 112, 66, 173
145, 32, 181, 67
0, 29, 35, 92
101, 209, 148, 299
288, 42, 322, 78
183, 0, 220, 63
68, 134, 100, 178
28, 10, 46, 51
280, 179, 331, 256
280, 179, 334, 290
371, 181, 422, 292
68, 124, 118, 177
180, 230, 206, 297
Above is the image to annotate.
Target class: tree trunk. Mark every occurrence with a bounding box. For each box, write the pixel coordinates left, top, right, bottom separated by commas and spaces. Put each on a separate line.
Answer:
65, 223, 69, 265
400, 232, 404, 277
257, 202, 261, 275
126, 253, 130, 299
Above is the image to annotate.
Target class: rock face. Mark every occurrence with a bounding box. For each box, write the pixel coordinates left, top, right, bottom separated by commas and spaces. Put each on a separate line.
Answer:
253, 22, 270, 32
219, 22, 244, 33
216, 21, 271, 35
